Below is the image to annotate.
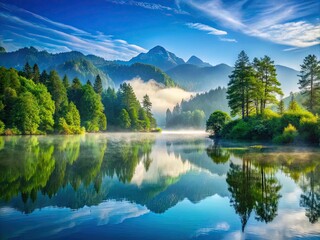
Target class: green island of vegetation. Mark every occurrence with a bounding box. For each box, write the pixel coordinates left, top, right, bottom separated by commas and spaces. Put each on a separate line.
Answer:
206, 52, 320, 145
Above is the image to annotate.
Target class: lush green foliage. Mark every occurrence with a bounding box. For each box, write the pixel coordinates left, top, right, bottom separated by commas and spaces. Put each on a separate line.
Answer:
206, 111, 231, 137
0, 64, 157, 135
227, 52, 282, 118
220, 106, 319, 144
221, 52, 318, 144
102, 83, 157, 131
0, 67, 55, 134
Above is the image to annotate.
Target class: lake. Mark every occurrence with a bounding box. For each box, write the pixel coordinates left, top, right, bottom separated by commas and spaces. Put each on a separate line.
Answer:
0, 133, 319, 240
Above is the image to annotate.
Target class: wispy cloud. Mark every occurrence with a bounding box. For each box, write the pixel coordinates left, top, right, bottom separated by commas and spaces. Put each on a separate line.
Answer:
178, 0, 320, 48
0, 2, 147, 60
107, 0, 188, 14
219, 37, 237, 43
186, 23, 227, 35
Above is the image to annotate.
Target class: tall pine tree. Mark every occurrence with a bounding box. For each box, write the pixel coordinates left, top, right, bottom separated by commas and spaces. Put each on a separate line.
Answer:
32, 64, 40, 83
298, 54, 320, 114
227, 51, 255, 118
94, 74, 103, 95
23, 62, 33, 79
62, 74, 70, 89
253, 56, 282, 114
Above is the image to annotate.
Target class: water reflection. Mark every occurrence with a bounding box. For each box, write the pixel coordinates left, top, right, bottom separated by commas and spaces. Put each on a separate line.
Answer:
0, 134, 319, 239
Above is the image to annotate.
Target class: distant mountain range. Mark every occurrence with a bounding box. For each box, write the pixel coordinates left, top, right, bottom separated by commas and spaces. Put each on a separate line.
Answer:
0, 46, 175, 88
0, 45, 300, 95
166, 63, 232, 92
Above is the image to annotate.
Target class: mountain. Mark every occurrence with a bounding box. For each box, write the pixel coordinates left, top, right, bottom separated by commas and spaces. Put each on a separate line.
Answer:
128, 45, 185, 71
275, 65, 299, 96
283, 92, 306, 108
55, 59, 114, 89
166, 63, 232, 91
167, 62, 299, 96
0, 46, 299, 95
186, 55, 212, 67
102, 62, 175, 87
0, 46, 84, 71
0, 46, 176, 88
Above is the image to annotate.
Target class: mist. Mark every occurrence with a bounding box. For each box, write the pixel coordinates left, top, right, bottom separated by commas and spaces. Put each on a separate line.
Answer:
126, 78, 194, 126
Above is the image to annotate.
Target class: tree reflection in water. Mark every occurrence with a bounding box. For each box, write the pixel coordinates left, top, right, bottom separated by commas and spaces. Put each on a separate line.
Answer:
0, 135, 319, 227
208, 144, 319, 230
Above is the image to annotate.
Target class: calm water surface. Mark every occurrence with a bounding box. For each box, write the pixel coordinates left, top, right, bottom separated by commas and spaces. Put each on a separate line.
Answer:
0, 133, 319, 239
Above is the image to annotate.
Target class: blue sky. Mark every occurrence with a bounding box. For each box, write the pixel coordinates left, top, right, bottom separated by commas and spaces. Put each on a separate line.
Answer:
0, 0, 319, 69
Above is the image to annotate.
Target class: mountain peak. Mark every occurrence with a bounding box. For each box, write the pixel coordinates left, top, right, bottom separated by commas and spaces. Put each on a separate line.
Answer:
187, 55, 212, 67
129, 45, 185, 71
149, 45, 167, 53
187, 55, 203, 64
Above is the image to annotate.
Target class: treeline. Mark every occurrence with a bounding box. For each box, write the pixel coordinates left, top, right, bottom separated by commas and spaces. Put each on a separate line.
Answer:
0, 63, 157, 135
166, 87, 229, 128
102, 84, 157, 131
207, 53, 320, 144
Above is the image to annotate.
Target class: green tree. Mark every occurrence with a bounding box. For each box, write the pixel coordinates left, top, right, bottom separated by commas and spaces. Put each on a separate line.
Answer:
46, 71, 68, 125
288, 93, 302, 112
206, 111, 231, 137
29, 82, 55, 132
58, 102, 83, 134
227, 51, 255, 118
23, 62, 33, 79
192, 110, 205, 128
298, 55, 320, 114
142, 94, 152, 114
142, 94, 156, 128
12, 92, 40, 134
86, 79, 92, 86
253, 56, 283, 114
102, 87, 117, 126
39, 70, 49, 85
278, 95, 285, 115
94, 74, 103, 95
32, 64, 40, 83
118, 83, 141, 130
68, 77, 82, 105
62, 74, 70, 89
139, 108, 150, 131
119, 108, 131, 129
78, 84, 106, 132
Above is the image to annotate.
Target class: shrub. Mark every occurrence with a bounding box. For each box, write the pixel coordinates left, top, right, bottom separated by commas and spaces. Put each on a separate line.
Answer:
0, 121, 4, 135
230, 120, 252, 139
273, 124, 298, 144
281, 109, 315, 130
263, 109, 280, 119
299, 117, 319, 143
221, 119, 240, 138
4, 127, 21, 135
206, 111, 231, 137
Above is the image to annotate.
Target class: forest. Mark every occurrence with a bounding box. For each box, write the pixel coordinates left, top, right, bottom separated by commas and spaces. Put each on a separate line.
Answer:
0, 64, 157, 135
206, 53, 320, 144
165, 87, 229, 129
